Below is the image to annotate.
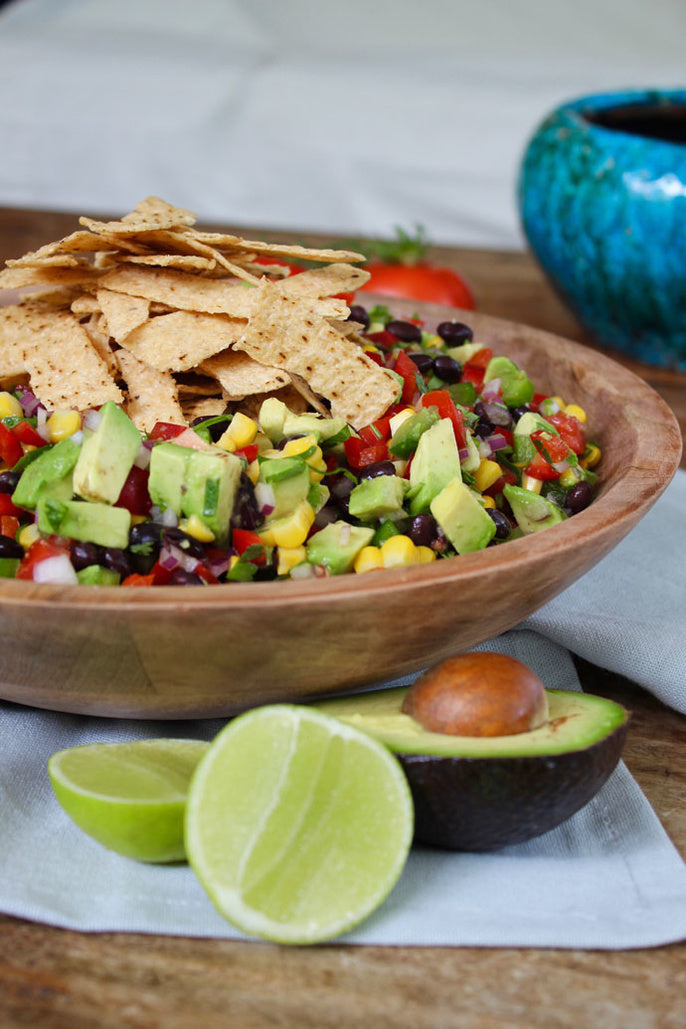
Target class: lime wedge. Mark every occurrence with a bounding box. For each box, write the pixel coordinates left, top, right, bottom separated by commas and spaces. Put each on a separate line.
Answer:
48, 739, 209, 863
185, 704, 414, 945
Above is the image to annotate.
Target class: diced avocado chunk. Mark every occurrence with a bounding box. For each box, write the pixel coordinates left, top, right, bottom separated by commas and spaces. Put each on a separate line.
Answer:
460, 430, 481, 473
513, 411, 558, 438
0, 557, 20, 578
430, 479, 496, 553
258, 397, 347, 445
483, 356, 535, 407
182, 449, 242, 544
388, 407, 440, 459
259, 456, 311, 519
37, 497, 131, 549
148, 442, 190, 514
12, 435, 81, 509
503, 483, 567, 534
76, 565, 121, 585
73, 402, 142, 504
407, 418, 462, 515
307, 481, 330, 513
444, 341, 485, 365
348, 474, 406, 521
306, 521, 374, 575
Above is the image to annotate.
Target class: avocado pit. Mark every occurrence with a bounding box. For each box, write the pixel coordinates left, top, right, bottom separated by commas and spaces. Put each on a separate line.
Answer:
401, 652, 549, 737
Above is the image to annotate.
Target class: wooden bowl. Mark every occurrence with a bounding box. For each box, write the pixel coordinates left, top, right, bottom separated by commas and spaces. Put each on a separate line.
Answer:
0, 300, 681, 718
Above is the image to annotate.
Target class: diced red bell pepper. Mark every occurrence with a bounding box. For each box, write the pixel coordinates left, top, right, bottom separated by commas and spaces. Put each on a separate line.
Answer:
420, 390, 467, 449
115, 464, 152, 517
12, 420, 48, 448
232, 528, 268, 565
121, 571, 156, 587
0, 514, 19, 538
147, 422, 187, 442
483, 467, 518, 498
358, 415, 392, 447
343, 437, 389, 470
0, 493, 22, 517
16, 537, 70, 580
393, 350, 420, 404
528, 392, 546, 413
547, 411, 586, 455
0, 423, 24, 468
468, 347, 494, 369
233, 443, 259, 464
365, 330, 398, 352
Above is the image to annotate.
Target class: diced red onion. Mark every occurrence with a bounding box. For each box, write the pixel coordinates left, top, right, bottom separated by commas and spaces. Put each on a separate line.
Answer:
82, 409, 102, 432
481, 378, 502, 401
458, 447, 470, 462
35, 408, 50, 441
254, 482, 276, 515
486, 433, 509, 453
33, 554, 79, 585
134, 442, 151, 469
159, 542, 199, 574
69, 429, 84, 447
16, 387, 43, 418
338, 523, 352, 548
150, 505, 179, 528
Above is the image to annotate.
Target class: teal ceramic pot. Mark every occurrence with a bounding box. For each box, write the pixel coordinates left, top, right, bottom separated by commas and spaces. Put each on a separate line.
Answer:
518, 89, 686, 370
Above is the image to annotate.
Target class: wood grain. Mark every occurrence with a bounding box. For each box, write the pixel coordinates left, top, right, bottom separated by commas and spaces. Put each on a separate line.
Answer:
0, 207, 684, 1029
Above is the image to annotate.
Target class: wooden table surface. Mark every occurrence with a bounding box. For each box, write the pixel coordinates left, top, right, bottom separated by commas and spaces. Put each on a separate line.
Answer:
0, 207, 684, 1029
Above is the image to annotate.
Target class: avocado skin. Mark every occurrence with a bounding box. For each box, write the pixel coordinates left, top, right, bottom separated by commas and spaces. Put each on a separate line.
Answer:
399, 720, 629, 852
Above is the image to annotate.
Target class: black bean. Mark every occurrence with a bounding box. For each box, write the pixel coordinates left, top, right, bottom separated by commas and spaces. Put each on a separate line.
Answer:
511, 405, 531, 421
164, 527, 207, 561
230, 473, 264, 530
0, 470, 21, 494
408, 514, 439, 548
436, 321, 473, 345
432, 354, 463, 383
0, 534, 23, 559
101, 547, 136, 578
129, 520, 164, 552
386, 319, 422, 344
169, 568, 205, 586
474, 400, 513, 428
487, 508, 512, 539
358, 460, 396, 480
329, 472, 356, 503
348, 304, 370, 329
70, 540, 103, 571
407, 352, 435, 374
565, 480, 593, 515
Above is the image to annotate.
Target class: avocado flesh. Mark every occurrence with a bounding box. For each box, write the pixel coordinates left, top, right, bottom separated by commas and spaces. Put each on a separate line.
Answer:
317, 687, 626, 758
315, 687, 629, 852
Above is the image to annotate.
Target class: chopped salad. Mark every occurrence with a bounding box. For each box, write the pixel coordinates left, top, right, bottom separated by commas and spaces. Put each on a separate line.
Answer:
0, 304, 600, 586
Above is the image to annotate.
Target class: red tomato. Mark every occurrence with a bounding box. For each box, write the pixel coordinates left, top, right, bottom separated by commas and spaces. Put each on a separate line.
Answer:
420, 390, 467, 449
0, 514, 19, 538
232, 528, 268, 565
13, 420, 48, 448
0, 423, 23, 468
343, 437, 389, 470
16, 537, 70, 580
148, 422, 186, 442
358, 415, 392, 447
360, 263, 475, 309
393, 350, 420, 404
547, 411, 586, 455
0, 493, 22, 518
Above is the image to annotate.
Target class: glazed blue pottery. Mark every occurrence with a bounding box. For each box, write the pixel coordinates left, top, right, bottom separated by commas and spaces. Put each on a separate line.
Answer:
518, 88, 686, 370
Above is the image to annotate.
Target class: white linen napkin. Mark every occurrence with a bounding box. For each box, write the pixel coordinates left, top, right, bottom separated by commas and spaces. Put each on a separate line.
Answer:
0, 473, 684, 949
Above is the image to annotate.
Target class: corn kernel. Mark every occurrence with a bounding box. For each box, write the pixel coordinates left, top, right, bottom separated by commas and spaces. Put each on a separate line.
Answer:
559, 468, 581, 488
0, 391, 23, 419
564, 404, 587, 425
178, 514, 216, 543
520, 474, 543, 494
276, 545, 307, 576
414, 545, 437, 564
282, 434, 325, 482
580, 443, 602, 469
474, 458, 502, 493
18, 523, 40, 548
246, 458, 260, 485
422, 334, 443, 349
217, 413, 258, 452
46, 409, 81, 443
259, 501, 315, 548
379, 534, 416, 567
362, 344, 383, 356
481, 494, 496, 509
354, 545, 383, 574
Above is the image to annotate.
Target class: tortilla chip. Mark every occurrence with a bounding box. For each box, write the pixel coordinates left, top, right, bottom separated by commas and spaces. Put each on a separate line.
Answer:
119, 309, 245, 372
116, 348, 185, 432
80, 196, 197, 235
174, 372, 223, 396
0, 266, 104, 290
279, 264, 370, 298
180, 396, 228, 422
82, 313, 119, 377
13, 307, 123, 410
200, 348, 290, 398
123, 253, 218, 271
0, 306, 35, 377
192, 232, 366, 265
96, 289, 150, 341
235, 283, 398, 428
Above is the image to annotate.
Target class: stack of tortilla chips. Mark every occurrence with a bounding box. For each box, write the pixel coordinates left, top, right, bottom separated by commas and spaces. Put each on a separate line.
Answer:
0, 197, 398, 432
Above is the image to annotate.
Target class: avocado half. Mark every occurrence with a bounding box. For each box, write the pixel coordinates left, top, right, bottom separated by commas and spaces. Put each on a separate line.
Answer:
315, 687, 629, 852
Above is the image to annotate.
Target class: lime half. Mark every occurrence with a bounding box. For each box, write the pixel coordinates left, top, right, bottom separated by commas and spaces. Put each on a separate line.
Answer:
185, 704, 414, 945
48, 738, 209, 863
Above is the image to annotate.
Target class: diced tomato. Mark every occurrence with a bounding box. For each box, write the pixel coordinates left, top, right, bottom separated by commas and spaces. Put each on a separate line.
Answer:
121, 571, 156, 587
147, 422, 186, 442
393, 350, 420, 404
466, 347, 493, 369
523, 430, 572, 480
232, 527, 268, 565
529, 392, 546, 413
343, 437, 389, 470
461, 362, 485, 391
12, 420, 48, 448
115, 465, 152, 517
195, 563, 220, 585
0, 514, 19, 538
16, 537, 70, 580
483, 467, 518, 498
548, 411, 586, 455
0, 493, 22, 517
420, 390, 467, 449
0, 423, 23, 468
358, 415, 392, 447
364, 350, 385, 367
